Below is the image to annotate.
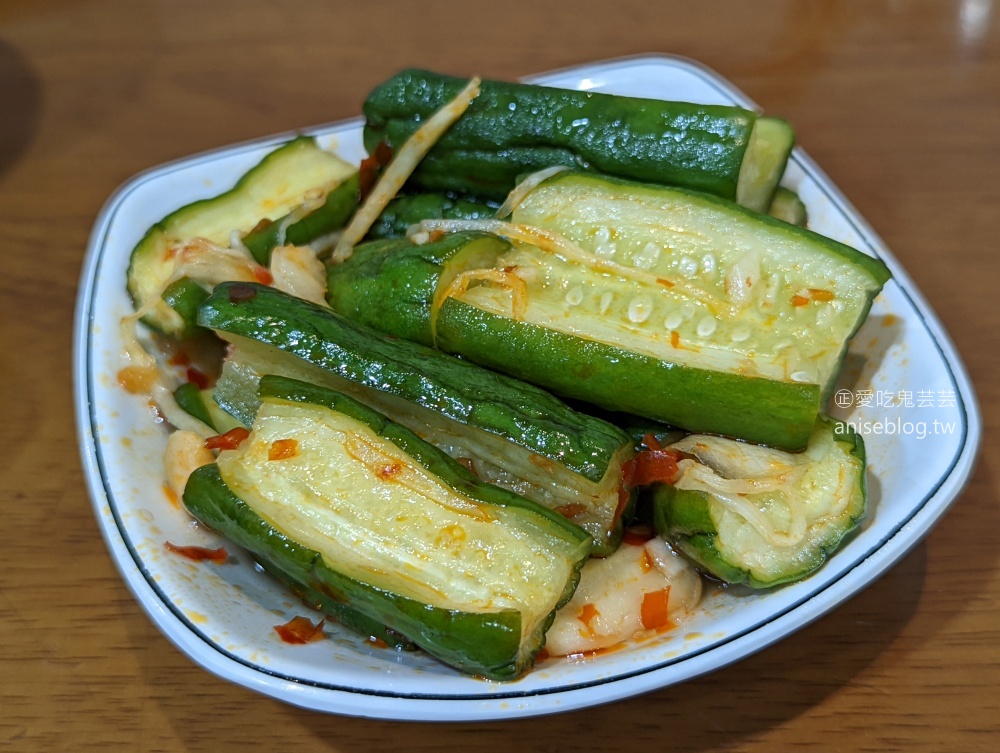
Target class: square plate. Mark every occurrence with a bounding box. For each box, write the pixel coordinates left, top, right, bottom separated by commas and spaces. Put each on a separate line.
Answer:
74, 55, 981, 721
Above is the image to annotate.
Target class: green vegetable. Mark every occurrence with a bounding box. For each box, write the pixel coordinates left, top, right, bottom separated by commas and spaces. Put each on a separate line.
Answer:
326, 232, 511, 347
242, 173, 361, 265
364, 69, 793, 207
160, 280, 212, 340
342, 171, 884, 450
650, 416, 867, 588
735, 116, 795, 212
326, 170, 889, 449
254, 550, 416, 651
172, 382, 245, 434
434, 300, 821, 452
199, 282, 635, 554
126, 136, 355, 337
367, 193, 495, 240
183, 375, 590, 679
768, 186, 808, 226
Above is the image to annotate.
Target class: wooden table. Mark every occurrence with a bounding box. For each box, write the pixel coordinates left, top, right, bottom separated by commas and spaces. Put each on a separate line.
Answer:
2, 1, 997, 749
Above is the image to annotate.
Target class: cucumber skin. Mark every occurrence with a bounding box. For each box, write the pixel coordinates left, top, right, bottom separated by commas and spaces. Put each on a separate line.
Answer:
326, 232, 510, 348
158, 279, 211, 340
242, 173, 360, 265
254, 557, 416, 651
367, 193, 496, 240
173, 383, 215, 428
650, 417, 868, 588
199, 283, 631, 485
436, 298, 821, 452
363, 69, 758, 201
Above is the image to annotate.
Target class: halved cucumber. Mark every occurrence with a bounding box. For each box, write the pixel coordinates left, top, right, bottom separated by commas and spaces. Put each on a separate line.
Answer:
126, 136, 355, 337
184, 376, 590, 679
326, 175, 889, 450
199, 283, 636, 554
650, 416, 867, 588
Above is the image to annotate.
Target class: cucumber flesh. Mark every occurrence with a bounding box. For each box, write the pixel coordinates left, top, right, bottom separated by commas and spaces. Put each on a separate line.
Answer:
651, 416, 867, 588
768, 186, 808, 226
126, 137, 355, 336
506, 172, 888, 402
736, 117, 795, 213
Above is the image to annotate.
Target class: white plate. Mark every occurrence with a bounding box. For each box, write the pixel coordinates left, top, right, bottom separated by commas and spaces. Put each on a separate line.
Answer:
74, 55, 981, 721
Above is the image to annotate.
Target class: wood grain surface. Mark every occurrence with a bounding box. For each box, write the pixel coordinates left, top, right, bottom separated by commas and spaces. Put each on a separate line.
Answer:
2, 1, 997, 750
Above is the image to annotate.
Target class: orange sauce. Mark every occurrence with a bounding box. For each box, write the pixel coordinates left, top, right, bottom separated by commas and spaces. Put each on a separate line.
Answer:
578, 603, 600, 633
117, 365, 158, 394
375, 462, 402, 479
268, 438, 299, 461
162, 484, 180, 509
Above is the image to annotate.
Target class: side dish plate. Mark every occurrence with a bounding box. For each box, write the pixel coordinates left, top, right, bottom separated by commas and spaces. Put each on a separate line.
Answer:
74, 55, 981, 720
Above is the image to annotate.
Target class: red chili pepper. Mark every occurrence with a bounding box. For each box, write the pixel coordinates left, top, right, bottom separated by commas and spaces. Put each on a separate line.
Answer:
274, 616, 326, 644
185, 367, 209, 390
359, 141, 394, 200
249, 217, 273, 235
253, 267, 273, 285
373, 140, 394, 167
359, 155, 379, 200
640, 587, 672, 630
205, 427, 250, 451
164, 541, 229, 564
622, 433, 680, 488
